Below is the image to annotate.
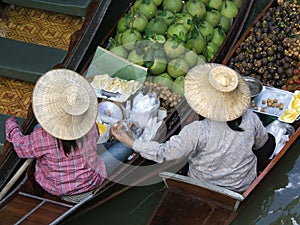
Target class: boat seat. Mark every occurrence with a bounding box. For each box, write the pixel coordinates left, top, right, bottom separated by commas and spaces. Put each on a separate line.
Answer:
0, 37, 67, 83
2, 0, 93, 17
159, 172, 245, 212
160, 172, 245, 201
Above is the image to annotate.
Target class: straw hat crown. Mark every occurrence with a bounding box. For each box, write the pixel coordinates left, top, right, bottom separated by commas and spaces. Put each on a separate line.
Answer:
184, 63, 250, 122
32, 69, 98, 140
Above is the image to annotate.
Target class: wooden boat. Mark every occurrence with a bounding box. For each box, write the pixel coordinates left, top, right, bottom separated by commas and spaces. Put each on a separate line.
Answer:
146, 0, 300, 224
0, 0, 256, 224
0, 0, 113, 192
146, 120, 300, 225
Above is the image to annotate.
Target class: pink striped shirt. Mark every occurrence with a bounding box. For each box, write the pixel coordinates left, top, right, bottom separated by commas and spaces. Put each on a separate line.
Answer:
5, 117, 107, 196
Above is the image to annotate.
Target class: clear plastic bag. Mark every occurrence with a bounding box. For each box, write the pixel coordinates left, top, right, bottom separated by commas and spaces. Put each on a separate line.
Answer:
266, 119, 295, 158
115, 120, 143, 141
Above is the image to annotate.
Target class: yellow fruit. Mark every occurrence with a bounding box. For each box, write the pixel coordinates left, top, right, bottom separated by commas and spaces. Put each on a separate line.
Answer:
279, 109, 299, 123
291, 97, 300, 111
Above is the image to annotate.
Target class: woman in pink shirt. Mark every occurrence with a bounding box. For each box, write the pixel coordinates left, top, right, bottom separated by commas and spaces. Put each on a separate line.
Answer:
6, 69, 132, 203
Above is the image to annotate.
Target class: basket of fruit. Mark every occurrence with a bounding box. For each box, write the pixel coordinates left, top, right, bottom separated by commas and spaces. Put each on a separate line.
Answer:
90, 0, 255, 135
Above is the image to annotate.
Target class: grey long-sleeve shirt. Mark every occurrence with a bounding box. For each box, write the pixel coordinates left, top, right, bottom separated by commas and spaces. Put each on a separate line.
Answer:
133, 109, 268, 192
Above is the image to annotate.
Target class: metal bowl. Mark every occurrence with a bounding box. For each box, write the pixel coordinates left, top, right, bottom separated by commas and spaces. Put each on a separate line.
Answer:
244, 76, 263, 98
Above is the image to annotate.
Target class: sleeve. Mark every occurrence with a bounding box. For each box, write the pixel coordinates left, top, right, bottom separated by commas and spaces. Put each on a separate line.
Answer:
5, 117, 44, 158
80, 124, 107, 178
132, 121, 201, 163
5, 117, 21, 143
251, 112, 269, 150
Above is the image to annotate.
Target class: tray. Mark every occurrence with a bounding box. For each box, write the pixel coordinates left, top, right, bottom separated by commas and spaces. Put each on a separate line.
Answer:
244, 76, 263, 98
90, 74, 142, 102
251, 86, 293, 117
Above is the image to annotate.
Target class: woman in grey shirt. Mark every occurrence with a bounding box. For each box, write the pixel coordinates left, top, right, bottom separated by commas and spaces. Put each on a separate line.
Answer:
112, 63, 275, 192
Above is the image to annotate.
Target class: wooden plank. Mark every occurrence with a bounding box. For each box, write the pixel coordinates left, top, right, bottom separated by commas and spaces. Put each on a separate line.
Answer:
0, 191, 72, 225
0, 194, 41, 224
148, 190, 237, 225
166, 179, 240, 211
0, 37, 67, 83
21, 201, 70, 225
2, 0, 93, 17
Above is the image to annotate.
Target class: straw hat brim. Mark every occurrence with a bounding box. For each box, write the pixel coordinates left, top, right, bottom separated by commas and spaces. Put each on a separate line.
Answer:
32, 69, 98, 140
184, 63, 251, 122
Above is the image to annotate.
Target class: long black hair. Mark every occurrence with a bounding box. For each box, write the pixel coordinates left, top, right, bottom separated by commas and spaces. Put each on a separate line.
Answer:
227, 116, 244, 132
198, 115, 244, 132
58, 140, 78, 156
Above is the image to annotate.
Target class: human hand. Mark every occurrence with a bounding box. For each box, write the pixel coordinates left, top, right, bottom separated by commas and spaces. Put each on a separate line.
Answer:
111, 123, 134, 148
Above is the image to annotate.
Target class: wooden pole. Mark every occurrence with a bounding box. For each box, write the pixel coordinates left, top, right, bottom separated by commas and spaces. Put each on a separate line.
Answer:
0, 158, 34, 200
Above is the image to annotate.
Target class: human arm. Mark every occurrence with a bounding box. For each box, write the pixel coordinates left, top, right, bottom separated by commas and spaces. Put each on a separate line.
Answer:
112, 121, 203, 163
5, 117, 45, 158
111, 123, 134, 148
250, 111, 269, 150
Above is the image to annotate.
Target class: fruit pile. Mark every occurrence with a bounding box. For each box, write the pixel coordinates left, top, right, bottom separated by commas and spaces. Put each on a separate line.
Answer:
143, 81, 183, 114
228, 0, 300, 91
108, 0, 243, 97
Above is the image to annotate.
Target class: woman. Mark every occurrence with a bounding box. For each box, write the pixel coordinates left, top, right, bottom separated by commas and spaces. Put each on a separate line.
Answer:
5, 69, 132, 203
112, 63, 275, 193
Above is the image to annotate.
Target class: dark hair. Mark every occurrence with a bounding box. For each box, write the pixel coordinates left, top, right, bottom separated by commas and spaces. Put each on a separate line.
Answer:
58, 140, 78, 156
227, 116, 244, 132
198, 114, 244, 132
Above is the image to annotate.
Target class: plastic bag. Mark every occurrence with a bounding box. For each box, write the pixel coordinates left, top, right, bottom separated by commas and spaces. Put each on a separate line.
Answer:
266, 119, 295, 158
115, 120, 143, 141
138, 117, 162, 142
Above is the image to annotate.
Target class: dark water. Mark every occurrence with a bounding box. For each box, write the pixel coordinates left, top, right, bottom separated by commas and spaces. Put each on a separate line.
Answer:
233, 138, 300, 225
68, 137, 300, 225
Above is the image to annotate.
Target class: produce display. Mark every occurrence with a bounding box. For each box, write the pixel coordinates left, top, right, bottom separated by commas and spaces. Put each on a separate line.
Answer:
279, 91, 300, 123
107, 0, 243, 100
143, 81, 183, 114
227, 0, 300, 92
91, 74, 142, 102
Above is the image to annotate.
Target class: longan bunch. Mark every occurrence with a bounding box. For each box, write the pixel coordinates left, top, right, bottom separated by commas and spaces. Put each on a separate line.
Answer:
143, 82, 182, 113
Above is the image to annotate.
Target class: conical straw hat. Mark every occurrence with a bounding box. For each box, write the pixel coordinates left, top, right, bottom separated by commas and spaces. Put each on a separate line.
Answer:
32, 69, 98, 140
184, 63, 251, 122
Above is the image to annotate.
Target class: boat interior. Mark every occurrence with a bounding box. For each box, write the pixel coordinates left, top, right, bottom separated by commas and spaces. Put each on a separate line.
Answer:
0, 2, 96, 223
0, 1, 87, 153
0, 2, 84, 117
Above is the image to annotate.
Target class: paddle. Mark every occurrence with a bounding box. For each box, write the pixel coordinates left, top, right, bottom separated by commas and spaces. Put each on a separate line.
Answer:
0, 158, 34, 200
